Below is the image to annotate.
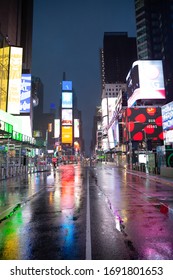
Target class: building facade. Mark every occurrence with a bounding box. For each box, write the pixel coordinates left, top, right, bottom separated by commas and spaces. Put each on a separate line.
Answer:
135, 0, 173, 104
101, 32, 137, 88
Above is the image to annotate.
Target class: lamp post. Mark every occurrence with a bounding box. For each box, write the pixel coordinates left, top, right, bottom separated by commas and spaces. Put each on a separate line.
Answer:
128, 129, 133, 169
142, 129, 149, 174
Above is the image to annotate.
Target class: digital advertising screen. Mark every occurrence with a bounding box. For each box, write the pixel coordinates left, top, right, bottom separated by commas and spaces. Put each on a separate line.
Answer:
112, 120, 119, 145
61, 126, 73, 144
54, 119, 60, 138
61, 109, 73, 125
62, 92, 73, 108
127, 60, 165, 107
74, 119, 79, 138
62, 81, 72, 91
0, 46, 10, 111
101, 98, 108, 117
108, 127, 115, 149
20, 74, 31, 113
7, 47, 23, 114
122, 107, 163, 142
162, 101, 173, 131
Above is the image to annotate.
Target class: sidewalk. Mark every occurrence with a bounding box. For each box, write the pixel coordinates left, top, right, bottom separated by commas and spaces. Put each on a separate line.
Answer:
103, 162, 173, 187
102, 162, 173, 213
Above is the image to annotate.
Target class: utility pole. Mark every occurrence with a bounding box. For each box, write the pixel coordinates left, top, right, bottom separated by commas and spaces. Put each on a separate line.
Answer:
143, 129, 149, 174
128, 126, 132, 169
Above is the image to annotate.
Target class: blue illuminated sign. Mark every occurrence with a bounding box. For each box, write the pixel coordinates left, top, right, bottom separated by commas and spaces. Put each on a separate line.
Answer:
20, 74, 31, 113
62, 81, 72, 91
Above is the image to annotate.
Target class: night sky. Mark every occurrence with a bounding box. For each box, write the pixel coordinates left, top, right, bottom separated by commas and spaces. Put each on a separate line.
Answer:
32, 0, 136, 156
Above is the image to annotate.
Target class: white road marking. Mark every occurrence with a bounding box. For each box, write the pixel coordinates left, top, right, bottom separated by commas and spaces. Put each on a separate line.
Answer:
86, 168, 92, 259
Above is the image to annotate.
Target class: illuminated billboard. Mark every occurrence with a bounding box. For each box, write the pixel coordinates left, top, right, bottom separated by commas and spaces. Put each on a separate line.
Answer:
62, 109, 72, 125
0, 109, 22, 133
62, 81, 72, 91
62, 92, 73, 108
162, 101, 173, 131
0, 47, 10, 111
61, 126, 73, 144
126, 60, 165, 107
101, 98, 107, 117
7, 47, 23, 114
20, 74, 31, 113
122, 107, 163, 142
162, 101, 173, 144
108, 120, 119, 149
102, 97, 116, 134
74, 119, 79, 138
54, 119, 60, 138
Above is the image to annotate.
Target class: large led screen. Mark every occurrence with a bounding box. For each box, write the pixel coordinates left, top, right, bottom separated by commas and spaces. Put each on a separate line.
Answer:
20, 74, 31, 113
122, 107, 163, 142
61, 109, 72, 125
74, 119, 79, 138
62, 92, 73, 108
54, 119, 60, 138
0, 47, 10, 111
162, 101, 173, 131
127, 60, 165, 107
61, 126, 73, 144
62, 81, 72, 91
7, 47, 23, 114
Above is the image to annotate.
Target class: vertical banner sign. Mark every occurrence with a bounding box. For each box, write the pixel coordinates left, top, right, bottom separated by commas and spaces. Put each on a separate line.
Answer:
20, 74, 31, 113
74, 119, 80, 138
7, 47, 23, 114
54, 119, 60, 138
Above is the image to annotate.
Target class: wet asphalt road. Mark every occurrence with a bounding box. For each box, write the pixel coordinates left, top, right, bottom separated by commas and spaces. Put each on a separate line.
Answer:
0, 163, 173, 260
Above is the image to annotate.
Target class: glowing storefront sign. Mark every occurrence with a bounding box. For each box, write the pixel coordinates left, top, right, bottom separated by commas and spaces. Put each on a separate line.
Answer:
7, 47, 23, 114
0, 109, 22, 133
20, 74, 31, 113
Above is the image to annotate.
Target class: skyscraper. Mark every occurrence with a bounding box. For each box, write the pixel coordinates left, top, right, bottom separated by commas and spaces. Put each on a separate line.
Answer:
0, 0, 33, 72
101, 32, 137, 88
135, 0, 173, 103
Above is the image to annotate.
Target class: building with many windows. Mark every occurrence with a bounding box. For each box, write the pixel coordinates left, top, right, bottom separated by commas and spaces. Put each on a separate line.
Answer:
135, 0, 173, 104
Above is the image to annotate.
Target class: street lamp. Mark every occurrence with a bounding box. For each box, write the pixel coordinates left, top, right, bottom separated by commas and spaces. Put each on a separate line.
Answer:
128, 129, 133, 169
142, 128, 149, 174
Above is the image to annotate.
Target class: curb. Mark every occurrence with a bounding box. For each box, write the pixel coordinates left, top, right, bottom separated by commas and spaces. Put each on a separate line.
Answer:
0, 186, 45, 224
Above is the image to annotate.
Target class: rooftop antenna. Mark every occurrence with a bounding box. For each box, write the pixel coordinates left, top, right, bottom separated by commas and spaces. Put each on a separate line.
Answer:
63, 72, 66, 80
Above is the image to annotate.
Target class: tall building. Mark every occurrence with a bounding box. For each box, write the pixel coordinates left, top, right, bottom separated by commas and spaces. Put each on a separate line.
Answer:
0, 0, 33, 72
99, 32, 137, 155
0, 0, 34, 115
101, 32, 137, 88
135, 0, 173, 103
32, 77, 55, 150
54, 78, 84, 160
